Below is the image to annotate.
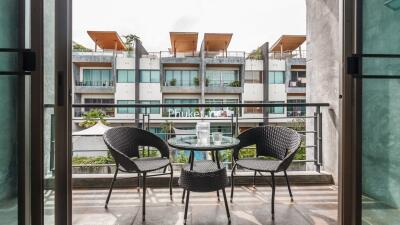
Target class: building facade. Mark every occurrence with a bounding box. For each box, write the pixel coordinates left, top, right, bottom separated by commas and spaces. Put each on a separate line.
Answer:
72, 31, 307, 136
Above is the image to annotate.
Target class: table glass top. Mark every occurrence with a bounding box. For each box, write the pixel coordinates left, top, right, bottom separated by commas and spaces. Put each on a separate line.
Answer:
167, 135, 240, 150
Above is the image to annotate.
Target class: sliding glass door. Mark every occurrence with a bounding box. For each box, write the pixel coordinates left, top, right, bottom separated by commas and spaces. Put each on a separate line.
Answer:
0, 0, 31, 224
358, 0, 400, 224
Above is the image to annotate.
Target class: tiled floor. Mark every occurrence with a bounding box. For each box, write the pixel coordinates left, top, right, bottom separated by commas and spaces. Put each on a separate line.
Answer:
66, 185, 338, 225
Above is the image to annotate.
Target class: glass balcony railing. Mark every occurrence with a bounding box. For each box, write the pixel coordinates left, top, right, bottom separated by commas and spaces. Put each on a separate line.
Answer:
75, 81, 114, 87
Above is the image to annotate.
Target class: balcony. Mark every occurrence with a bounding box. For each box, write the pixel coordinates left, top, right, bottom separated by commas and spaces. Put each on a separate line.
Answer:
204, 51, 246, 65
74, 81, 115, 94
160, 51, 201, 64
205, 81, 243, 94
269, 50, 307, 60
45, 103, 336, 225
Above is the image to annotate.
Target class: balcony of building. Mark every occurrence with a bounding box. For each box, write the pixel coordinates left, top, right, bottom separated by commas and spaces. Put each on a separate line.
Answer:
42, 102, 338, 225
287, 70, 306, 94
161, 69, 201, 94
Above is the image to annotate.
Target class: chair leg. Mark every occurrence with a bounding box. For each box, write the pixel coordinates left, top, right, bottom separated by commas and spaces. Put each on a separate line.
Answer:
222, 188, 231, 224
217, 190, 220, 202
142, 172, 147, 222
137, 173, 141, 192
271, 172, 275, 220
169, 164, 173, 200
230, 163, 237, 203
105, 168, 118, 208
284, 170, 293, 201
253, 170, 257, 188
183, 190, 190, 225
182, 189, 186, 204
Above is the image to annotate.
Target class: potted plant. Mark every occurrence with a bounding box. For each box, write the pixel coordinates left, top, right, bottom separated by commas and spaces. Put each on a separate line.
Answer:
169, 78, 177, 86
193, 77, 200, 86
229, 80, 241, 87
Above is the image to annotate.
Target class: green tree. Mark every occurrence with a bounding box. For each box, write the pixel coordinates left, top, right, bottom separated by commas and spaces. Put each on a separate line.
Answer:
247, 47, 263, 60
123, 34, 140, 52
73, 42, 92, 52
79, 109, 109, 128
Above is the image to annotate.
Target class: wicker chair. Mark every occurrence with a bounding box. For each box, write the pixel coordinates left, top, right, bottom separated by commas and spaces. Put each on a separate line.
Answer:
103, 127, 173, 221
230, 126, 301, 220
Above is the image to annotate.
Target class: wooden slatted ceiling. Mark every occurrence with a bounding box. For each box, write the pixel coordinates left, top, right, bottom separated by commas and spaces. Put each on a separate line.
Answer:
270, 35, 306, 52
169, 32, 198, 53
87, 31, 127, 51
204, 33, 233, 51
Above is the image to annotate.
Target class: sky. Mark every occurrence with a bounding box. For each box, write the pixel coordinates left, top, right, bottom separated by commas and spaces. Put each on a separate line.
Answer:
73, 0, 306, 52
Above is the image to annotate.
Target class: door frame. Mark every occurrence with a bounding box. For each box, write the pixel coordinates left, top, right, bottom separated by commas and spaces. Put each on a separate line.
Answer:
340, 0, 362, 224
30, 0, 72, 224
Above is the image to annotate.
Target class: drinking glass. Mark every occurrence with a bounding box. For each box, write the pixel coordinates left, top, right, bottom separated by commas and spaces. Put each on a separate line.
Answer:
212, 132, 223, 145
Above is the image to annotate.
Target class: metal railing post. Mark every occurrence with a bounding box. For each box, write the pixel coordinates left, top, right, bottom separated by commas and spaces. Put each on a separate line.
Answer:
314, 106, 321, 172
318, 108, 323, 171
235, 107, 239, 136
230, 114, 234, 137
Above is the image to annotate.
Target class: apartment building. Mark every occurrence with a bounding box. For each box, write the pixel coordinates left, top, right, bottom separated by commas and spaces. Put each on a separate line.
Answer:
72, 31, 306, 135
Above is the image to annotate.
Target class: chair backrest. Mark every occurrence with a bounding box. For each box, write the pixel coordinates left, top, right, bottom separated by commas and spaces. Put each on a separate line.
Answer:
103, 127, 170, 171
233, 126, 301, 167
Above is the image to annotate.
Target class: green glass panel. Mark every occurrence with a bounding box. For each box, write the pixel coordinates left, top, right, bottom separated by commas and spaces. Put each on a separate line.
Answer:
362, 0, 400, 223
0, 0, 19, 224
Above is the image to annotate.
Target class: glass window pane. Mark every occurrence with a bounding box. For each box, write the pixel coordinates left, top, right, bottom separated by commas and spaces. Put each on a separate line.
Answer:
151, 70, 160, 83
275, 71, 284, 84
117, 70, 127, 83
140, 70, 151, 83
127, 70, 135, 83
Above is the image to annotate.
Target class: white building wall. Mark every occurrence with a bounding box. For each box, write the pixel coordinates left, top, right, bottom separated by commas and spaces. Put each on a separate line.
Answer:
243, 84, 263, 101
269, 59, 285, 71
116, 57, 135, 69
245, 59, 263, 71
139, 83, 161, 100
140, 57, 160, 69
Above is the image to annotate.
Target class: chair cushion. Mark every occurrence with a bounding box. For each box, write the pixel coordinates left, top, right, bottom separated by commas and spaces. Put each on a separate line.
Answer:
132, 157, 170, 172
236, 158, 282, 172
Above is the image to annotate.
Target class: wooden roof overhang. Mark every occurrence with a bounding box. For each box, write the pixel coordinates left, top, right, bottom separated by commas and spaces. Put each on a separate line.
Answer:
270, 35, 306, 52
87, 31, 127, 51
203, 33, 233, 52
169, 32, 198, 55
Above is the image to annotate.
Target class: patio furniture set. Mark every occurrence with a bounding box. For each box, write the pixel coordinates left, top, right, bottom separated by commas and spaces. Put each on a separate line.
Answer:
103, 125, 302, 224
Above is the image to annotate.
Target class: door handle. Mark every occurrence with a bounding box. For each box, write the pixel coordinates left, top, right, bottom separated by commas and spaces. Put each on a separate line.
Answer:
0, 48, 36, 75
57, 71, 65, 106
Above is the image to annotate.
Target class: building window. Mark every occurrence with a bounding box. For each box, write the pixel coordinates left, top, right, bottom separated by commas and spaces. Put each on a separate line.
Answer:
289, 71, 306, 87
287, 99, 306, 117
117, 69, 135, 83
139, 100, 160, 114
245, 71, 263, 83
82, 69, 112, 86
268, 71, 285, 84
163, 99, 199, 117
84, 98, 114, 116
117, 100, 136, 114
268, 101, 284, 114
165, 70, 198, 86
206, 70, 240, 87
140, 70, 160, 83
244, 101, 263, 114
205, 99, 238, 112
210, 126, 232, 136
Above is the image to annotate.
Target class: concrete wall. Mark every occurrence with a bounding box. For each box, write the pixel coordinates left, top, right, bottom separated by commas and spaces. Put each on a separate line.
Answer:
306, 0, 340, 183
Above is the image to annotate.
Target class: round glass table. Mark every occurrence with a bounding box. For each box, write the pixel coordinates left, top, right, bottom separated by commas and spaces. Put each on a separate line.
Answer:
167, 135, 240, 224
